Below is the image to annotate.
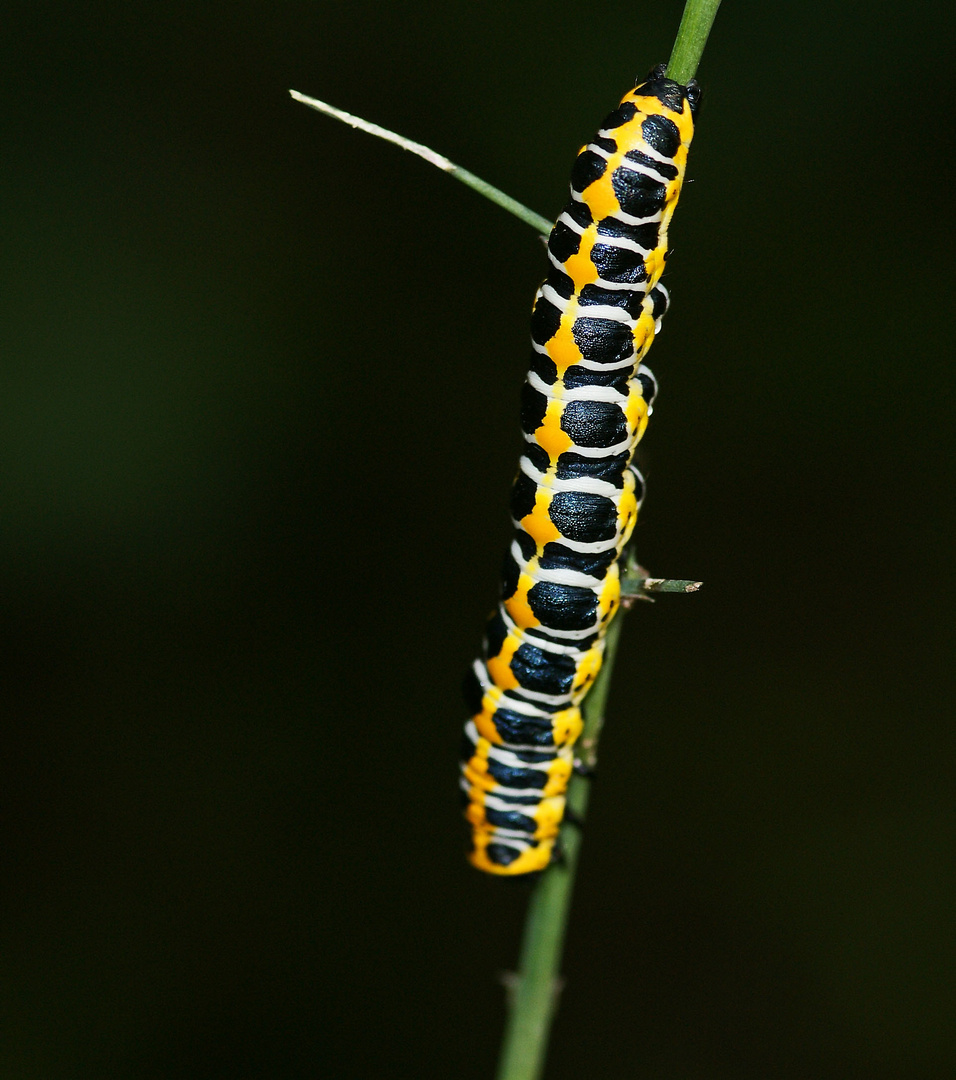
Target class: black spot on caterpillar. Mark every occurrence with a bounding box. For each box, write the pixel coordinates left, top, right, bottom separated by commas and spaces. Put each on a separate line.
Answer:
460, 67, 699, 874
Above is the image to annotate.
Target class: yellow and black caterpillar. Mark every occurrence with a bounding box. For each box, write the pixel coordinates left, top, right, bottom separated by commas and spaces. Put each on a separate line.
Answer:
460, 66, 700, 875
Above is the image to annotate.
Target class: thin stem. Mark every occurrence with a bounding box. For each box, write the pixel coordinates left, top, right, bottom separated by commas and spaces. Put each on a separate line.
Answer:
289, 90, 552, 236
496, 1, 722, 1075
292, 3, 721, 1074
667, 0, 722, 84
495, 614, 625, 1080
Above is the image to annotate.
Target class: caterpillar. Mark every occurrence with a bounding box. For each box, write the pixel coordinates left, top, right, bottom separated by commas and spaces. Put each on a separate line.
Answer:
460, 65, 700, 875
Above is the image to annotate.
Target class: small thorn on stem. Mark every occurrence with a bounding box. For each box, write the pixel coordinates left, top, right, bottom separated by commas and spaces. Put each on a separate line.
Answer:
621, 574, 703, 598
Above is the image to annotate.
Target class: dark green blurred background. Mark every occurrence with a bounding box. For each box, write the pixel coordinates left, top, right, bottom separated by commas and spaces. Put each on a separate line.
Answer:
2, 2, 954, 1076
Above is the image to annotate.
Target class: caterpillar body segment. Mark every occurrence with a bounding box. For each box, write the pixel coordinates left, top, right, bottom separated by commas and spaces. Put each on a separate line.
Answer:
461, 67, 699, 875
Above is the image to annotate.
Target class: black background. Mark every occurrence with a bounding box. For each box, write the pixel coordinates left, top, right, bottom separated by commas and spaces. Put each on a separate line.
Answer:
3, 2, 954, 1076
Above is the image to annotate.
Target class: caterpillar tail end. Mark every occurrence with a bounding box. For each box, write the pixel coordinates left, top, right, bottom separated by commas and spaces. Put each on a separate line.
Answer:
467, 832, 555, 876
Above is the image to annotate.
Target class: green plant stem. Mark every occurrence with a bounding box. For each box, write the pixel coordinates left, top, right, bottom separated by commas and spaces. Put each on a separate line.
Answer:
667, 0, 722, 84
496, 1, 722, 1076
292, 6, 720, 1074
495, 613, 625, 1080
288, 90, 552, 236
